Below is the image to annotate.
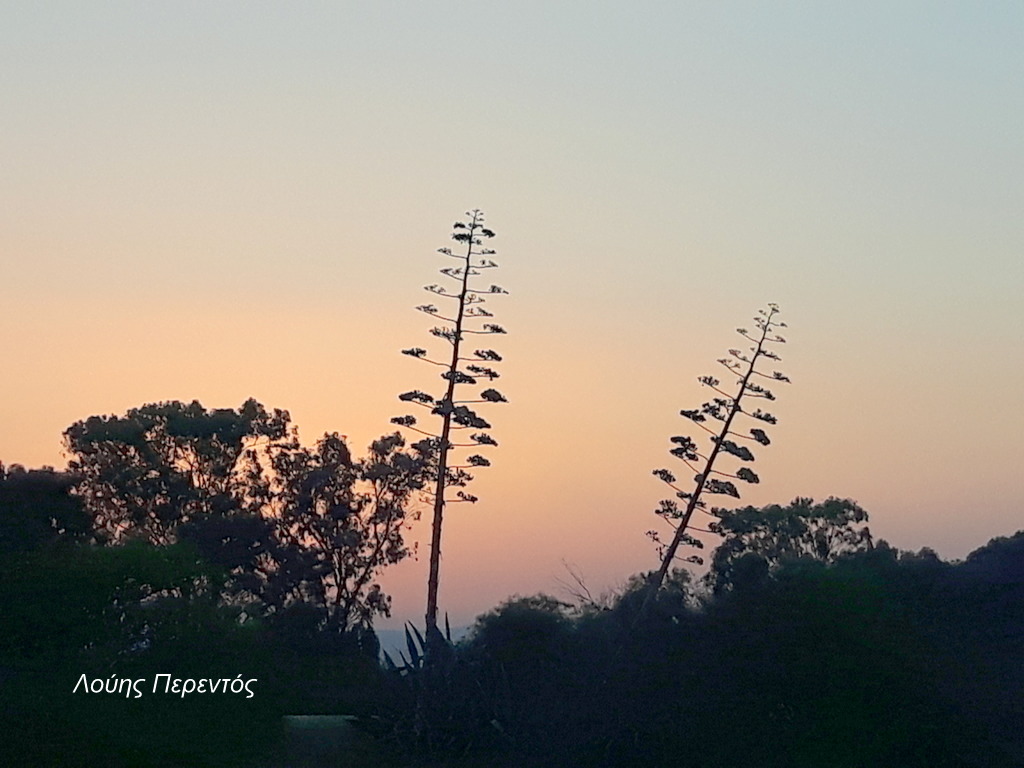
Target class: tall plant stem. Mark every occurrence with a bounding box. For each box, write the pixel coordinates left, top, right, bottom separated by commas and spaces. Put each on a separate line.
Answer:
641, 307, 778, 612
424, 211, 480, 638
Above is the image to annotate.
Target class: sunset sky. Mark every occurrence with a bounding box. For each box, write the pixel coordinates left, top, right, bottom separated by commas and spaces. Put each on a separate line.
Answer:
3, 2, 1022, 628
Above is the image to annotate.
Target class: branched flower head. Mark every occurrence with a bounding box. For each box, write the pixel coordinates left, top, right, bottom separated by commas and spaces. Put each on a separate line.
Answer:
391, 210, 510, 637
645, 305, 791, 600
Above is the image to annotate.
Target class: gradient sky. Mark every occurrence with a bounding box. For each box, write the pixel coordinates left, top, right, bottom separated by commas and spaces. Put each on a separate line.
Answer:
3, 2, 1022, 628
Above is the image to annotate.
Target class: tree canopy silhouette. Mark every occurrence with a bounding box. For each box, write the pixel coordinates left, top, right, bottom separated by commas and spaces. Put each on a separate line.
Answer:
264, 430, 432, 631
65, 399, 430, 632
0, 462, 89, 552
65, 398, 292, 545
709, 496, 873, 592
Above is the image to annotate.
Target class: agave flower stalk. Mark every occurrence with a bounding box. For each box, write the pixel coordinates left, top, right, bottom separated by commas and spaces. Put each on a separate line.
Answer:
392, 209, 508, 641
643, 304, 790, 607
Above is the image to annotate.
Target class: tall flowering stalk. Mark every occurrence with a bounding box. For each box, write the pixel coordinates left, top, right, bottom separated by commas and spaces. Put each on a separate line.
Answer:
643, 304, 790, 607
392, 209, 508, 640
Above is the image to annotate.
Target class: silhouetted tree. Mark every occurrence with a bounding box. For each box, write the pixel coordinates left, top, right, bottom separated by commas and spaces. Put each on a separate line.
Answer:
65, 399, 429, 633
644, 304, 790, 605
960, 530, 1024, 587
374, 522, 1024, 767
267, 431, 432, 632
709, 496, 873, 593
0, 463, 90, 551
65, 399, 293, 544
391, 209, 509, 641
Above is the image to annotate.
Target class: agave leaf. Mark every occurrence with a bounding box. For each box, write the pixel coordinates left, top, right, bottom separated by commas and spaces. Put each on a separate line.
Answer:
404, 625, 421, 668
409, 622, 426, 651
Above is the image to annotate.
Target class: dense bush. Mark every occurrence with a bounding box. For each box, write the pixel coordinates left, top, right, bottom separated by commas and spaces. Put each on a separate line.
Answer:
0, 539, 387, 767
4, 460, 1021, 767
392, 543, 1023, 768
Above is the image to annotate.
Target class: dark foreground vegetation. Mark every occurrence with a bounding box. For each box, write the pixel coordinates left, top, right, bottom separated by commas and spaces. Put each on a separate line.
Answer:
2, 460, 1023, 767
0, 291, 1013, 766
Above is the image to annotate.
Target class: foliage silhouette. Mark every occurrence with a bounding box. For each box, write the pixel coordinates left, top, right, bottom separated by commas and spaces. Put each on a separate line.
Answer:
376, 616, 513, 761
0, 540, 284, 767
0, 462, 89, 552
65, 399, 430, 633
709, 496, 873, 593
5, 475, 1023, 765
65, 398, 292, 545
264, 430, 432, 632
391, 209, 509, 644
403, 537, 1013, 766
364, 495, 1024, 767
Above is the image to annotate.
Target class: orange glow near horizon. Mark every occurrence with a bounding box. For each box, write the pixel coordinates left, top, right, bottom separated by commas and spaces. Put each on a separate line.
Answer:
4, 3, 1023, 628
